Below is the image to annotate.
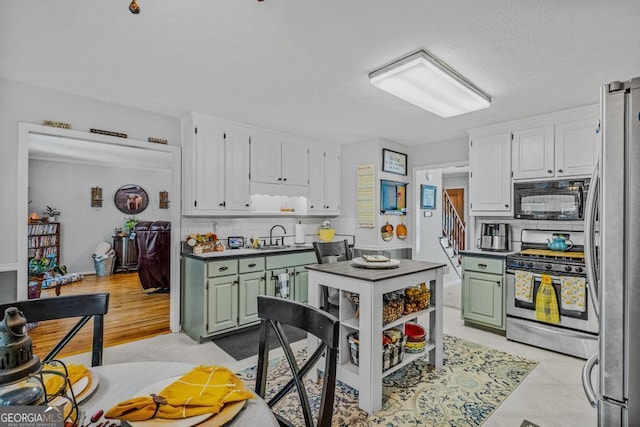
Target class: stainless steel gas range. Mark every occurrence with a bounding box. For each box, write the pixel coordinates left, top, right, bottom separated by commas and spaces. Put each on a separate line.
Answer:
505, 229, 598, 359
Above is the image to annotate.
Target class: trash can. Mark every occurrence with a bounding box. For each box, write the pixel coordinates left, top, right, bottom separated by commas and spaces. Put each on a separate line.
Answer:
93, 253, 116, 277
134, 221, 171, 292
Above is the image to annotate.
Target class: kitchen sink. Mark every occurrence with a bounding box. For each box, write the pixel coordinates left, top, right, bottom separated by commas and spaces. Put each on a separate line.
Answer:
259, 245, 291, 250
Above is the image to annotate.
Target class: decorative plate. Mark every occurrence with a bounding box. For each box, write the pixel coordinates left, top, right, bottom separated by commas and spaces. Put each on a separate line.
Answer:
352, 257, 401, 269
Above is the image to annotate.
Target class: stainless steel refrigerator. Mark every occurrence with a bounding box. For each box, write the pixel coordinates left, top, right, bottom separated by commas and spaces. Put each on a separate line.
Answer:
582, 77, 640, 426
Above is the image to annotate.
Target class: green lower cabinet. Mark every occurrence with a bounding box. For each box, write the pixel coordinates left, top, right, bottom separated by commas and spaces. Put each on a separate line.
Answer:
238, 271, 266, 326
462, 270, 504, 329
293, 268, 308, 303
206, 275, 238, 334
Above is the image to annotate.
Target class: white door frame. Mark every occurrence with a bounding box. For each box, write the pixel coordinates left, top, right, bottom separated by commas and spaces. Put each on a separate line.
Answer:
17, 123, 182, 332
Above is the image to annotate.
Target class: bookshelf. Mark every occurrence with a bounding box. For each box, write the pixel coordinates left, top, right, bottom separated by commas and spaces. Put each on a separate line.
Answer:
28, 221, 60, 261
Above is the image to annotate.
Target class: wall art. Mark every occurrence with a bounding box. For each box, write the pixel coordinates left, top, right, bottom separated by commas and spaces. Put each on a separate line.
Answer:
114, 184, 149, 214
421, 184, 437, 210
382, 148, 407, 176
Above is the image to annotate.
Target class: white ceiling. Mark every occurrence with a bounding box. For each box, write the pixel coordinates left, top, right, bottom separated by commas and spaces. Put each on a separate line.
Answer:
1, 0, 639, 146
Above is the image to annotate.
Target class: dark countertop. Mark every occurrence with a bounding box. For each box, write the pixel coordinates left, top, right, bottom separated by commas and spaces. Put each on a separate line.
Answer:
306, 259, 445, 282
459, 249, 516, 259
182, 244, 315, 260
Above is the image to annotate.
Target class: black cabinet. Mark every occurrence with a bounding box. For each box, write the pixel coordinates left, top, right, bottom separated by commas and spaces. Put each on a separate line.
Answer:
112, 235, 138, 273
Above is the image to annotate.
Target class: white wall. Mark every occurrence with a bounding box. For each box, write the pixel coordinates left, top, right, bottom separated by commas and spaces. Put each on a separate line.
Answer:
0, 77, 180, 301
409, 136, 469, 169
339, 137, 411, 250
29, 159, 172, 273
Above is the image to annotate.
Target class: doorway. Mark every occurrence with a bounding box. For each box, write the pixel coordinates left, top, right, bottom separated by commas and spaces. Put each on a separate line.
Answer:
17, 123, 182, 333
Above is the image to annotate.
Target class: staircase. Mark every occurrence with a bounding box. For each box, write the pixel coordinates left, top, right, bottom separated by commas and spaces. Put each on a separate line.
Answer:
439, 190, 465, 278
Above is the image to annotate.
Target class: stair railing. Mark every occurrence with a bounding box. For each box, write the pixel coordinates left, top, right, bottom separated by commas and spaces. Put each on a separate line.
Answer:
442, 190, 466, 259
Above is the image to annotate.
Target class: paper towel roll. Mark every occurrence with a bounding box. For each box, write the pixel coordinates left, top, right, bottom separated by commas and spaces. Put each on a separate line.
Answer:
295, 223, 305, 244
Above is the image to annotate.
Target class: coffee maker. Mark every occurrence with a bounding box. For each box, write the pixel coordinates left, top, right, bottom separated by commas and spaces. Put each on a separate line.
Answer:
479, 223, 510, 251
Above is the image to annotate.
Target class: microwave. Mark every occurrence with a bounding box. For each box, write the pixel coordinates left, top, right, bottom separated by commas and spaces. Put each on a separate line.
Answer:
513, 178, 590, 220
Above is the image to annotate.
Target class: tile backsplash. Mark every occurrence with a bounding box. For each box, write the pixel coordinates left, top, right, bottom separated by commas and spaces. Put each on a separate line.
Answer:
471, 216, 584, 252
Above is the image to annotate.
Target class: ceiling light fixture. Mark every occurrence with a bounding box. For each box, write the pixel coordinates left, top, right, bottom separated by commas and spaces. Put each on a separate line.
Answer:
369, 49, 491, 118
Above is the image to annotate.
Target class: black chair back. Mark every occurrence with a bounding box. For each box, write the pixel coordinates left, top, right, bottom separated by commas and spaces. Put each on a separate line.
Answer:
255, 295, 339, 427
0, 293, 110, 366
312, 240, 352, 264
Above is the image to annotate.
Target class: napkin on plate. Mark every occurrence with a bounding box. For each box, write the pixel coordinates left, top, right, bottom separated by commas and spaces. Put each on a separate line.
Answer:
43, 363, 89, 396
104, 365, 253, 421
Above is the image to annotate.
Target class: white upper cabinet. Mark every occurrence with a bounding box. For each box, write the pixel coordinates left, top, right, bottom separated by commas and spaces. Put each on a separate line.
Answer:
512, 126, 554, 180
512, 119, 599, 180
554, 118, 600, 177
182, 113, 250, 215
469, 133, 512, 215
250, 137, 308, 187
308, 147, 341, 214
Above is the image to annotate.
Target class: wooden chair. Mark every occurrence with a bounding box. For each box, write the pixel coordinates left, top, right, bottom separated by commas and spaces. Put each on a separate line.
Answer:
312, 240, 351, 311
312, 240, 352, 264
0, 293, 110, 366
255, 295, 340, 427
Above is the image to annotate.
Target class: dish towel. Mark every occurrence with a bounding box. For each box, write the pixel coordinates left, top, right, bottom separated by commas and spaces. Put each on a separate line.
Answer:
515, 270, 534, 303
560, 276, 586, 312
535, 274, 560, 324
105, 365, 253, 421
276, 272, 290, 298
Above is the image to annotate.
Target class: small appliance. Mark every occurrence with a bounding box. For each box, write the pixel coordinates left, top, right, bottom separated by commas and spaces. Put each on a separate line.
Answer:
513, 178, 590, 220
478, 223, 510, 251
227, 236, 244, 249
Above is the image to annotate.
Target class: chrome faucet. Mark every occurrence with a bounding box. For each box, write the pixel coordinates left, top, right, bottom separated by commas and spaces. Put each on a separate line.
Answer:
269, 224, 287, 246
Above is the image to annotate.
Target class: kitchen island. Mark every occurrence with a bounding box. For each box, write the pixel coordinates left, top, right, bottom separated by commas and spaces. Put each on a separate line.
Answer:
306, 258, 445, 413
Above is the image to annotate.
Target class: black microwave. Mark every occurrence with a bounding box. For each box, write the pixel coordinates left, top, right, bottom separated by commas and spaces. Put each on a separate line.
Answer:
513, 179, 590, 220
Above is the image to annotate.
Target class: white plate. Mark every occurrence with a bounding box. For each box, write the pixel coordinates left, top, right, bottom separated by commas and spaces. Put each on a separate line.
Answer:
127, 376, 212, 427
352, 257, 401, 269
75, 371, 100, 403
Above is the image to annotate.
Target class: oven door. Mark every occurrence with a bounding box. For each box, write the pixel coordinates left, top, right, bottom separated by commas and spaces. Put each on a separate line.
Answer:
506, 270, 598, 333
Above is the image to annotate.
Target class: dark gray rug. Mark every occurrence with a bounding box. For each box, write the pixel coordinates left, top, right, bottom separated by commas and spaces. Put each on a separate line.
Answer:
212, 324, 307, 361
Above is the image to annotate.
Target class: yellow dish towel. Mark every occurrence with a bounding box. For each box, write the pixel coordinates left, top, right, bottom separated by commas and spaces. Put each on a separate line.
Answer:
560, 276, 586, 312
105, 366, 253, 421
535, 274, 560, 324
515, 270, 534, 303
43, 363, 89, 396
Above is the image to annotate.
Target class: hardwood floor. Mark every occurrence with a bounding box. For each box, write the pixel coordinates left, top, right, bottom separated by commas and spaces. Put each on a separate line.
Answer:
28, 272, 170, 360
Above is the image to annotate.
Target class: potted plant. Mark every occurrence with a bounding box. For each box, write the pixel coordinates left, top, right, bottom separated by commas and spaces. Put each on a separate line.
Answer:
28, 255, 67, 298
42, 206, 61, 223
124, 216, 140, 235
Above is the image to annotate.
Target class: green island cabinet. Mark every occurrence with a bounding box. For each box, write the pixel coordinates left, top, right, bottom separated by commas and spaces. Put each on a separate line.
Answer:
461, 255, 506, 331
182, 250, 317, 341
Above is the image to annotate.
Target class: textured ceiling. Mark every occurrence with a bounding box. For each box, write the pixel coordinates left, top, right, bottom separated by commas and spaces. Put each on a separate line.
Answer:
1, 0, 639, 146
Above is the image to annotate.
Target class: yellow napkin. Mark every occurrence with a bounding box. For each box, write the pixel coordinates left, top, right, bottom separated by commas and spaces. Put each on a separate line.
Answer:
43, 363, 89, 396
105, 366, 253, 421
535, 274, 560, 324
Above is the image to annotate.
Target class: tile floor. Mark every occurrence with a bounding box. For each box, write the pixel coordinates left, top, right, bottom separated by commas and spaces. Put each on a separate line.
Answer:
63, 282, 597, 426
442, 281, 597, 427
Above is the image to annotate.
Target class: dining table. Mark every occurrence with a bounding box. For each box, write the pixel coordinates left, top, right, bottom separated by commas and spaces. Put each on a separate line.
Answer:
78, 361, 278, 426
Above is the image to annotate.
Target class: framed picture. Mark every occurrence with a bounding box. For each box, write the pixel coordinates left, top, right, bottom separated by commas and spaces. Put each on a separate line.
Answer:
382, 149, 407, 176
421, 185, 437, 210
114, 184, 149, 214
380, 179, 407, 215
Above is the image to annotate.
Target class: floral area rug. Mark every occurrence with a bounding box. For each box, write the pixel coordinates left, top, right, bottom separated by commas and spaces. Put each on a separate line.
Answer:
236, 335, 537, 426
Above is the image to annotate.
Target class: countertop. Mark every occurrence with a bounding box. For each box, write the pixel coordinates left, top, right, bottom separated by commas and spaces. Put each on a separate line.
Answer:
183, 244, 315, 260
459, 249, 517, 259
306, 258, 445, 282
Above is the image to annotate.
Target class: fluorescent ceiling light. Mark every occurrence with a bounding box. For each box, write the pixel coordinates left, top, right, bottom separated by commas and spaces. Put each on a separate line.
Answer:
369, 49, 491, 118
